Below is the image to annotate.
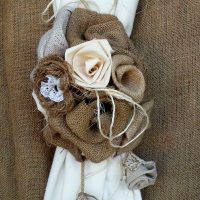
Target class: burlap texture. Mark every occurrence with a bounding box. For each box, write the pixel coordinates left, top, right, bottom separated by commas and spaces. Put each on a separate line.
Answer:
67, 8, 146, 76
47, 98, 136, 162
31, 54, 75, 115
1, 0, 200, 199
133, 0, 200, 199
112, 54, 145, 102
0, 1, 54, 199
0, 1, 16, 199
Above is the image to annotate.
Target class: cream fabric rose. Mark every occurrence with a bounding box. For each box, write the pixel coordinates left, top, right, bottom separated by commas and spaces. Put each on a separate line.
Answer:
65, 39, 113, 88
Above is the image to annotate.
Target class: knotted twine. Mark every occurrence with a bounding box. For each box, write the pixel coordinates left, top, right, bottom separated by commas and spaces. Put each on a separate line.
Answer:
91, 88, 149, 149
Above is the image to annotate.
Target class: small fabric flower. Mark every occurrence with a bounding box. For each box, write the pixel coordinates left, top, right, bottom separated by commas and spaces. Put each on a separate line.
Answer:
123, 153, 157, 190
65, 39, 113, 89
31, 55, 75, 115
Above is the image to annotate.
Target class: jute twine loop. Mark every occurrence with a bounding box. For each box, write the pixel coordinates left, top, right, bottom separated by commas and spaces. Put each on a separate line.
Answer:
91, 88, 149, 148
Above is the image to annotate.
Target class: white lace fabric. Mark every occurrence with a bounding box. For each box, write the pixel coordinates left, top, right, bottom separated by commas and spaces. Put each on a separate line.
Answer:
40, 75, 64, 102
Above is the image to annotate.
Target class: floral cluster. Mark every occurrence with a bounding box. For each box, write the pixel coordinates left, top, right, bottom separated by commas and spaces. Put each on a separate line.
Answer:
31, 8, 149, 162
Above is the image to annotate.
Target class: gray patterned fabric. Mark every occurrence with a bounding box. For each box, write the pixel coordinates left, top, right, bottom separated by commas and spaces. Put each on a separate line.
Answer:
37, 6, 70, 59
123, 153, 157, 190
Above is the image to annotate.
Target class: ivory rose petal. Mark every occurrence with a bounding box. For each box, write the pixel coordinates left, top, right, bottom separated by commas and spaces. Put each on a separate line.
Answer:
65, 39, 113, 88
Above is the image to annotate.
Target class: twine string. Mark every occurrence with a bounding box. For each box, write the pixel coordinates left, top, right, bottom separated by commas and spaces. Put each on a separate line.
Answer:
80, 161, 85, 193
93, 88, 149, 149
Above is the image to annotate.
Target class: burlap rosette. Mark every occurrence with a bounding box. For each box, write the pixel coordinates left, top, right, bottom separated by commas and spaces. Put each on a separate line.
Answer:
42, 98, 152, 162
31, 55, 75, 115
67, 8, 146, 74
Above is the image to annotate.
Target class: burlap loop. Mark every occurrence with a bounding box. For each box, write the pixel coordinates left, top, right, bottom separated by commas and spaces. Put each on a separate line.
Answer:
112, 54, 145, 102
117, 100, 153, 155
38, 6, 71, 59
31, 55, 75, 115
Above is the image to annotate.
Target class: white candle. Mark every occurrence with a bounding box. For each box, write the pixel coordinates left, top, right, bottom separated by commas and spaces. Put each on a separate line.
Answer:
52, 0, 139, 36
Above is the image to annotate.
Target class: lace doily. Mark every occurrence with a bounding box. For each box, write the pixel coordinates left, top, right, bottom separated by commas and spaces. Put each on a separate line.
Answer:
40, 75, 64, 102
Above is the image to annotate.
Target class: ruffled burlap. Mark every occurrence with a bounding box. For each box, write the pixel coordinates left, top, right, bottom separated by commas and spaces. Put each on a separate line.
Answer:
67, 8, 146, 72
48, 99, 132, 162
31, 55, 75, 115
46, 98, 134, 162
43, 96, 153, 162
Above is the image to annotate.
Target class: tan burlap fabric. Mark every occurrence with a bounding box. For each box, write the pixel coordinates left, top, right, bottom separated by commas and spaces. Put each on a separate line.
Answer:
1, 0, 200, 199
112, 54, 145, 102
133, 0, 200, 199
47, 98, 136, 162
0, 1, 16, 199
0, 1, 54, 199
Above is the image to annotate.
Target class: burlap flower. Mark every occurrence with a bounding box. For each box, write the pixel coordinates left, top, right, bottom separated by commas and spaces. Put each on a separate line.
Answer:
42, 96, 153, 162
65, 39, 113, 89
31, 55, 75, 115
46, 97, 135, 162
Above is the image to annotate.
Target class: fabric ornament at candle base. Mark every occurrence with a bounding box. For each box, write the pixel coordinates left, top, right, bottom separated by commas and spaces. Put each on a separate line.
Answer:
123, 153, 157, 190
31, 3, 157, 200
